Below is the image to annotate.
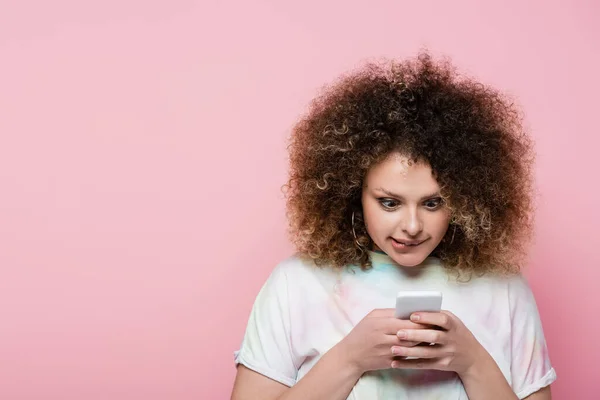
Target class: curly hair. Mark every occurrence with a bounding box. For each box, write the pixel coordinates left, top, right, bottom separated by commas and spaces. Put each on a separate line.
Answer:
284, 51, 535, 276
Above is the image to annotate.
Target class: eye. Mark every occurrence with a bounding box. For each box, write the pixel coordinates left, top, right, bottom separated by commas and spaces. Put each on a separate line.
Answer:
424, 198, 443, 210
378, 198, 400, 210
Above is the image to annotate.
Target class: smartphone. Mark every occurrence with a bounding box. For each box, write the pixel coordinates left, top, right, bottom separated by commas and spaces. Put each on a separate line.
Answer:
394, 291, 443, 319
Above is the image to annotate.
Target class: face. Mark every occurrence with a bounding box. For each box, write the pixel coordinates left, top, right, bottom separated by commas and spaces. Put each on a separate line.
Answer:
361, 153, 451, 267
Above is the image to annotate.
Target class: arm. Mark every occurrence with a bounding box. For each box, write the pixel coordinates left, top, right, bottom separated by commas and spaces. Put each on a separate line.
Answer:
507, 275, 556, 399
391, 311, 519, 400
393, 281, 556, 400
461, 352, 552, 399
231, 366, 288, 400
232, 308, 428, 400
232, 346, 552, 400
524, 386, 551, 399
460, 348, 518, 400
231, 345, 362, 400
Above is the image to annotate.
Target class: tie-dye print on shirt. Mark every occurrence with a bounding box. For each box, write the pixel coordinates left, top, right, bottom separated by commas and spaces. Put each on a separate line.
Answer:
234, 252, 556, 399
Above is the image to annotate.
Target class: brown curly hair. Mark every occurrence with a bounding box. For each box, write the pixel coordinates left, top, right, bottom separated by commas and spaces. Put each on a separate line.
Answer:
284, 51, 535, 276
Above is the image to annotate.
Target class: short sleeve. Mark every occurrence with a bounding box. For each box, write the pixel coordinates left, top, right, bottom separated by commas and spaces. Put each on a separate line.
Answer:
507, 275, 557, 398
234, 263, 299, 387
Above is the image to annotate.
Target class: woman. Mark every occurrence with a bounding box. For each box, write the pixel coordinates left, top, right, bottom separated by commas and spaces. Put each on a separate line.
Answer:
231, 52, 556, 399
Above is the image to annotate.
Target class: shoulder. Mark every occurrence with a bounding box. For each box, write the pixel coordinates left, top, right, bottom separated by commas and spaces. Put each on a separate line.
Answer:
468, 272, 539, 316
270, 253, 341, 281
465, 271, 531, 292
261, 254, 347, 302
444, 272, 534, 315
484, 272, 536, 301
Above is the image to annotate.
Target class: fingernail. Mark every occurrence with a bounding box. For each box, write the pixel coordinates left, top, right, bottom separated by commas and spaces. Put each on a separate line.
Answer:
411, 314, 420, 321
391, 347, 401, 355
391, 361, 399, 368
397, 330, 406, 339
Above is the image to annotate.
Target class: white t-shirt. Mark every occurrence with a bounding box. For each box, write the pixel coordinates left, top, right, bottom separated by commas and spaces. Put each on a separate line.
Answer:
234, 251, 556, 399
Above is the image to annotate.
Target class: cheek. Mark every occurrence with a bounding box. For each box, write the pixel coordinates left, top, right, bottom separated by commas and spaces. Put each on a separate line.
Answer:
426, 213, 451, 238
361, 200, 376, 226
363, 206, 393, 236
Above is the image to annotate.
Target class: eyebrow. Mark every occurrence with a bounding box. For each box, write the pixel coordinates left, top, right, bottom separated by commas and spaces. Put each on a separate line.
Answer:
374, 187, 441, 201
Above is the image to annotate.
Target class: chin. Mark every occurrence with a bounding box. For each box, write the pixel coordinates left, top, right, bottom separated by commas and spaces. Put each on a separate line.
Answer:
389, 252, 429, 267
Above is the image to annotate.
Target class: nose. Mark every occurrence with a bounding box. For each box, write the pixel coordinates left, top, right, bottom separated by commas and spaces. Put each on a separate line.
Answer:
402, 208, 423, 237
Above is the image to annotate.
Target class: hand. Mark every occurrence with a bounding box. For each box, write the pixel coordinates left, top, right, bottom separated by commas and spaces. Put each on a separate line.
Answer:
389, 310, 489, 377
336, 308, 428, 374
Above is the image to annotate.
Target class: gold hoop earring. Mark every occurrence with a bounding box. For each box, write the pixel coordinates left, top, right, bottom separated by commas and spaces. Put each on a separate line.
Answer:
351, 211, 365, 248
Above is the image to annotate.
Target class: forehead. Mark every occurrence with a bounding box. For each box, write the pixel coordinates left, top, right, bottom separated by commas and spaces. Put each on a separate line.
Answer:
365, 154, 440, 193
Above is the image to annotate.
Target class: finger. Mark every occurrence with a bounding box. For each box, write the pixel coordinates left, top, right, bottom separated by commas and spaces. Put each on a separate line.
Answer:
396, 329, 446, 344
391, 344, 442, 359
383, 335, 421, 348
391, 358, 445, 370
368, 308, 396, 318
410, 311, 454, 330
397, 340, 423, 347
383, 319, 428, 335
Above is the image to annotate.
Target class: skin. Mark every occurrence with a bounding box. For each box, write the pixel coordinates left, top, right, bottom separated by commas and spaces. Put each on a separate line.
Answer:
361, 153, 451, 267
231, 153, 552, 400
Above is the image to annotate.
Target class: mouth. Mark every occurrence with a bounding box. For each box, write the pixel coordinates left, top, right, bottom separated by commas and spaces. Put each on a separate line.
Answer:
391, 238, 427, 249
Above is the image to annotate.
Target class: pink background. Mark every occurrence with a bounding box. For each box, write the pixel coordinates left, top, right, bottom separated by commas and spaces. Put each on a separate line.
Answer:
1, 1, 598, 399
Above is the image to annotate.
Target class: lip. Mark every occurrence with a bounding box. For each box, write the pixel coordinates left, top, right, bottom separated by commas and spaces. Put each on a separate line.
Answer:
392, 238, 426, 246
